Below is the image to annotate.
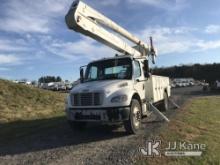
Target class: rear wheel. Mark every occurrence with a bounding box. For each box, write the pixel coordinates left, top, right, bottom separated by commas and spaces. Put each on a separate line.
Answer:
161, 92, 169, 111
124, 99, 142, 134
68, 121, 87, 131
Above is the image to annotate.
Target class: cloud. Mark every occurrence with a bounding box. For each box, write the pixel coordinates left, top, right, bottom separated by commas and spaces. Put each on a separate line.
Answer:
0, 0, 71, 34
137, 26, 194, 54
42, 26, 212, 61
0, 0, 123, 35
0, 54, 20, 65
196, 40, 220, 51
0, 67, 10, 71
128, 0, 163, 6
127, 0, 188, 11
0, 36, 44, 64
99, 0, 120, 6
40, 35, 115, 61
84, 0, 121, 6
205, 25, 220, 34
0, 39, 29, 52
137, 26, 220, 55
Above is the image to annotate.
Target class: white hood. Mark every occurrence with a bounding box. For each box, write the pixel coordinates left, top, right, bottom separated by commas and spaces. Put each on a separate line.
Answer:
71, 80, 131, 94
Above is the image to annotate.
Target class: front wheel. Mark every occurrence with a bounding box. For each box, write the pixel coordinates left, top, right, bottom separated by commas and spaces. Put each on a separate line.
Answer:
124, 99, 142, 134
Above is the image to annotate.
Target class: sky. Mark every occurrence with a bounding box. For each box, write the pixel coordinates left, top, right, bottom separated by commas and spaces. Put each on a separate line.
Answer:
0, 0, 220, 81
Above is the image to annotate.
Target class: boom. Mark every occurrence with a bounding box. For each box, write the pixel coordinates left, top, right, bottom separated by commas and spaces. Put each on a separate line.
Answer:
65, 0, 156, 59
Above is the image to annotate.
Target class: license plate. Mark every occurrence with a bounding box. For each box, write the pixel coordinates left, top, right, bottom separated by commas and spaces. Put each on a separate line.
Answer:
73, 110, 105, 120
81, 110, 100, 116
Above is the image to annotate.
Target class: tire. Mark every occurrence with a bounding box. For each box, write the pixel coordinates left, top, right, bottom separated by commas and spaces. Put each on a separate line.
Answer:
68, 121, 87, 131
161, 92, 169, 112
124, 99, 142, 134
203, 86, 208, 91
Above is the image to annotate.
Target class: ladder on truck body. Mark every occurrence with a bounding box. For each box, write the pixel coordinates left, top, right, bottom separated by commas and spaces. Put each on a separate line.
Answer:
65, 0, 156, 61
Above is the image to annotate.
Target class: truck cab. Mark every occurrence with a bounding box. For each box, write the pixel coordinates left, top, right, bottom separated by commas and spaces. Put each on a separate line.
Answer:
66, 56, 170, 134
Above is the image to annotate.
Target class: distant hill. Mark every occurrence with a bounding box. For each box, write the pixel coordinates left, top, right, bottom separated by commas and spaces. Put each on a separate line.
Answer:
0, 79, 66, 123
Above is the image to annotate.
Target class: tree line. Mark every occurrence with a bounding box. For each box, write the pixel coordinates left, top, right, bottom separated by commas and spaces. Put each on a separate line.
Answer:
38, 76, 62, 83
152, 63, 220, 83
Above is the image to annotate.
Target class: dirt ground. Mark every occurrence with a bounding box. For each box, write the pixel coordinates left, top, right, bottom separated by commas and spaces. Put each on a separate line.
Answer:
0, 86, 209, 165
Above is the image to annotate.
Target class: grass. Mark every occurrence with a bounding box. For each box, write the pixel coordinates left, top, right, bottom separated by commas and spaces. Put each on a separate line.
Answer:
0, 79, 66, 123
136, 96, 220, 165
1, 79, 220, 163
0, 79, 67, 144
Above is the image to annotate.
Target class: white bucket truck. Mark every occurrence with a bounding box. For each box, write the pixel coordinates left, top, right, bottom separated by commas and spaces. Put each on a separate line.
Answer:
65, 0, 171, 134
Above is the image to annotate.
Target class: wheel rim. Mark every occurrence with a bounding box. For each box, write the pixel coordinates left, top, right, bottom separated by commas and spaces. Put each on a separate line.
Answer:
132, 106, 141, 128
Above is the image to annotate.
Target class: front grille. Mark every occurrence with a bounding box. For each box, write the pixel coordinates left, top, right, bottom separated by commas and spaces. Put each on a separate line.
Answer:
71, 92, 102, 106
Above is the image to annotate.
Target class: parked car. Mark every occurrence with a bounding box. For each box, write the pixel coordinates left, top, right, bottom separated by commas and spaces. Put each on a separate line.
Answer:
171, 83, 176, 88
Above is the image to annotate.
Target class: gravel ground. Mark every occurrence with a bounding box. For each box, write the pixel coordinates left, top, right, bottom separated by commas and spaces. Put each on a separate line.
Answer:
0, 86, 204, 165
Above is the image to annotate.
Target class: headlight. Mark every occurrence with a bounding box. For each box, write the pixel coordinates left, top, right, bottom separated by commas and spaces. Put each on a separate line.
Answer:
111, 95, 128, 103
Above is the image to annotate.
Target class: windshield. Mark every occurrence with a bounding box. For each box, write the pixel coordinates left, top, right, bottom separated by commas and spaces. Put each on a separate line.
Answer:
84, 58, 132, 82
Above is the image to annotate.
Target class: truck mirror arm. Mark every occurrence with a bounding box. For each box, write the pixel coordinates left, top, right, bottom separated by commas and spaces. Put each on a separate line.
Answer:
135, 78, 149, 82
144, 71, 151, 78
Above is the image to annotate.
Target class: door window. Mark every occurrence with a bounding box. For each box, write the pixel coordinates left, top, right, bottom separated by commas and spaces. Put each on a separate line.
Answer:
88, 66, 98, 80
134, 60, 141, 78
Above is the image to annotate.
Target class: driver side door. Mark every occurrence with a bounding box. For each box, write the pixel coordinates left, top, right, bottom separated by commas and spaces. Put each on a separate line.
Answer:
133, 60, 145, 101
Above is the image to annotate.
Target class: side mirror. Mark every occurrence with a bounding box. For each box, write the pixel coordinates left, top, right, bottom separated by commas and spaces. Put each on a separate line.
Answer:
143, 60, 151, 78
80, 68, 84, 83
144, 71, 150, 78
